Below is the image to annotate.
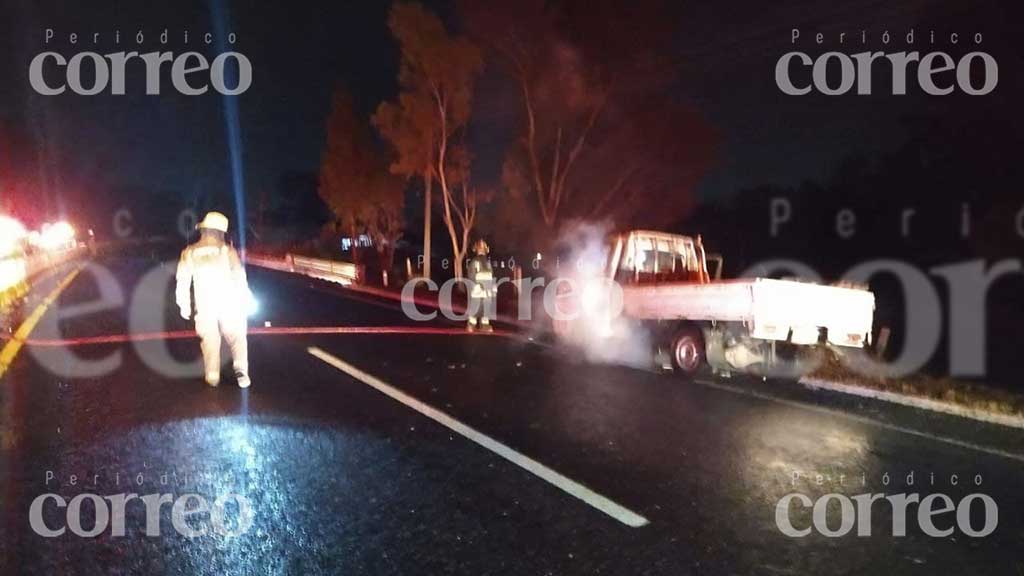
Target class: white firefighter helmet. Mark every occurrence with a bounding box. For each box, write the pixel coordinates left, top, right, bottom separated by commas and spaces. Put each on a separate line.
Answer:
197, 211, 229, 233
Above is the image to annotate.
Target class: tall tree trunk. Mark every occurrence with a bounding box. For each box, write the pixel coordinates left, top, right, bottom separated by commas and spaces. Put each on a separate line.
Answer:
384, 243, 396, 274
453, 251, 466, 282
349, 219, 359, 265
422, 170, 432, 279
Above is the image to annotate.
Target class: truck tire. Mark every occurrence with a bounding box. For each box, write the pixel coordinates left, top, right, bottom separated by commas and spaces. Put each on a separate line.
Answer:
671, 327, 705, 376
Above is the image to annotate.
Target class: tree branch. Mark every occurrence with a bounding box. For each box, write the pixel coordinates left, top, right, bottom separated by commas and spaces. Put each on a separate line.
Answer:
585, 163, 637, 220
548, 124, 562, 217
518, 73, 550, 225
558, 96, 605, 205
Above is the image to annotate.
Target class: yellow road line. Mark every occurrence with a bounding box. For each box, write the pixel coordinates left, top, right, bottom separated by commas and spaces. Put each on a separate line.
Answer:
0, 266, 83, 378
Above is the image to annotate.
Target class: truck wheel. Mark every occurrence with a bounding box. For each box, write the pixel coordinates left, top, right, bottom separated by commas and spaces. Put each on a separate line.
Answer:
671, 328, 704, 376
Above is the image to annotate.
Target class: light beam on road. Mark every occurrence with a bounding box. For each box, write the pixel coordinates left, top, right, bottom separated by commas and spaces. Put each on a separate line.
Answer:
211, 0, 247, 252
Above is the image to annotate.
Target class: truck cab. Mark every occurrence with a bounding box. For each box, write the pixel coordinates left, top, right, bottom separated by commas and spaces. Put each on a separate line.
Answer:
606, 230, 717, 286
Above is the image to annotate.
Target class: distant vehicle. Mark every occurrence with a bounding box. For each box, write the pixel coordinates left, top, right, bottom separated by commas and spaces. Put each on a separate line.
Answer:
0, 215, 29, 309
553, 230, 876, 376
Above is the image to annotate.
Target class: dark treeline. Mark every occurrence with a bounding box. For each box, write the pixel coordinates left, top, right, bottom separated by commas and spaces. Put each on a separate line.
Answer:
679, 105, 1024, 386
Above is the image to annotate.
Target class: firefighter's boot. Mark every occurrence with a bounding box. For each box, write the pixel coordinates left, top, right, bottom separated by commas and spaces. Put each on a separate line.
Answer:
480, 317, 493, 333
236, 370, 251, 389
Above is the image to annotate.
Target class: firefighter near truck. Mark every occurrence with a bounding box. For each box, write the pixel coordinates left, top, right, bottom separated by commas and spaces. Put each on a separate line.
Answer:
553, 230, 876, 377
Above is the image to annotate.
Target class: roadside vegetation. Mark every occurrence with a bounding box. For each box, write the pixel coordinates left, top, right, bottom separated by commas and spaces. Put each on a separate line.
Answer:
810, 347, 1024, 420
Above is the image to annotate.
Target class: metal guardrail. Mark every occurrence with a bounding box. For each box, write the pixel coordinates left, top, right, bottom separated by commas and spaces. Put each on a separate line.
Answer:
289, 255, 362, 285
245, 253, 362, 286
26, 246, 84, 278
243, 253, 292, 273
244, 252, 539, 328
1, 246, 85, 309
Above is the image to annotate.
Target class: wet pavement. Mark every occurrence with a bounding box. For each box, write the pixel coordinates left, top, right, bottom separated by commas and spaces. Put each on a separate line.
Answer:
1, 252, 1023, 575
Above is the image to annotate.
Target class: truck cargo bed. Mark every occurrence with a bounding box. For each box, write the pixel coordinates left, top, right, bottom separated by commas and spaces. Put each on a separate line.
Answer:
621, 278, 875, 347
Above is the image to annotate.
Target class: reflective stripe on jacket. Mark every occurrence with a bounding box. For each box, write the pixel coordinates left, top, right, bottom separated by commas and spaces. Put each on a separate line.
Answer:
175, 238, 248, 316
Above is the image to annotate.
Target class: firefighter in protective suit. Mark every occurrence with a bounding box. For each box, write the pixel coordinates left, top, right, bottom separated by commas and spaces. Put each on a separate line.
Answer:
175, 212, 251, 388
466, 239, 494, 332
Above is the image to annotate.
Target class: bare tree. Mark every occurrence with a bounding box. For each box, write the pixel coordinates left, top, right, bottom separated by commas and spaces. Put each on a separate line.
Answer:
503, 40, 606, 228
463, 0, 713, 236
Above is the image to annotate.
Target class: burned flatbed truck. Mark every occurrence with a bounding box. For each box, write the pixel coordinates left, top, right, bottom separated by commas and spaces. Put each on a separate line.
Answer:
553, 230, 876, 376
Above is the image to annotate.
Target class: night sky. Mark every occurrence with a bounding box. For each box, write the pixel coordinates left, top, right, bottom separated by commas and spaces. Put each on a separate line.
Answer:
0, 0, 404, 228
0, 0, 1019, 229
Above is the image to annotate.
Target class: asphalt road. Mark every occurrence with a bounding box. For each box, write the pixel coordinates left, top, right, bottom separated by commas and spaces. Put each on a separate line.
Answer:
1, 251, 1022, 575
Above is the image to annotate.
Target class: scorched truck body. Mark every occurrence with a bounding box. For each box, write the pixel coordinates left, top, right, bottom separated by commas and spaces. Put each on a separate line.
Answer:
553, 230, 876, 376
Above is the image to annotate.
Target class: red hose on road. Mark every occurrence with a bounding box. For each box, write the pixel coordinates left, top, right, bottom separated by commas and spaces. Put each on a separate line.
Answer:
1, 325, 511, 347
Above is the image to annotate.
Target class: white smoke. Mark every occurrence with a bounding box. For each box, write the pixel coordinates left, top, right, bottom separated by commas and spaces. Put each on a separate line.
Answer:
551, 220, 654, 369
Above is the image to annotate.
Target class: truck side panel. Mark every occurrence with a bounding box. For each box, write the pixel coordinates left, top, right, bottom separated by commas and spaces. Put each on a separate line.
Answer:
621, 281, 756, 323
619, 278, 874, 348
750, 279, 875, 347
